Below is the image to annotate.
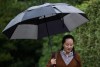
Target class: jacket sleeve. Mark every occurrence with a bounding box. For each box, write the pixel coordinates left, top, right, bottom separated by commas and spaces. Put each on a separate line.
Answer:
46, 59, 53, 67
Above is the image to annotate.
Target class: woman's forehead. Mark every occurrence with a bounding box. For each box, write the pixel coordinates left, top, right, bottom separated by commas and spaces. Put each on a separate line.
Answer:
65, 38, 74, 42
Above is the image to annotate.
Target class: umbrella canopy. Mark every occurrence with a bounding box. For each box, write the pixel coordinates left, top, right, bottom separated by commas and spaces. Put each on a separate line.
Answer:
2, 3, 88, 39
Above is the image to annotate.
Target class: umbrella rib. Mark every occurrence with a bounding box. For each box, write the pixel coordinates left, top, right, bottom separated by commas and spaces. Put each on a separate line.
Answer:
53, 7, 62, 13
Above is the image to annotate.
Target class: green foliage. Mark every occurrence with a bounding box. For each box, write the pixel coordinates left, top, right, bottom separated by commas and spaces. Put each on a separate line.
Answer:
0, 0, 100, 67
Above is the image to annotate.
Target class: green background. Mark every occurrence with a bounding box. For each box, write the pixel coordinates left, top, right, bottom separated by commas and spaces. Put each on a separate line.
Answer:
0, 0, 100, 67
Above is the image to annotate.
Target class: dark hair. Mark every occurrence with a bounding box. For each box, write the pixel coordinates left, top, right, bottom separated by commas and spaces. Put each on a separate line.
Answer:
61, 34, 75, 50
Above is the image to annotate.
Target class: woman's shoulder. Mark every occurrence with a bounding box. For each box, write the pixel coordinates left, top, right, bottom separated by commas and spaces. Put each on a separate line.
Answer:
75, 52, 80, 56
74, 52, 81, 61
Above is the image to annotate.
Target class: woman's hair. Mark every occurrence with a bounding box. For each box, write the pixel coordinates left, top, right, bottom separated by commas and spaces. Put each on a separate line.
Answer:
61, 34, 75, 50
62, 34, 75, 44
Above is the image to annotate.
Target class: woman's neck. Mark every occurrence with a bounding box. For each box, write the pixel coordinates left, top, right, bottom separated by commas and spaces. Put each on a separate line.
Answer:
63, 50, 71, 55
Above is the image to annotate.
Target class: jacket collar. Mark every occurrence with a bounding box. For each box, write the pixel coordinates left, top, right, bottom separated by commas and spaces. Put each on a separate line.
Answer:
62, 50, 73, 57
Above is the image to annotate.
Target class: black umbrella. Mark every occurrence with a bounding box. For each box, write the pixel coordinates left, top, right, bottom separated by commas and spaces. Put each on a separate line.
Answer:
2, 3, 88, 52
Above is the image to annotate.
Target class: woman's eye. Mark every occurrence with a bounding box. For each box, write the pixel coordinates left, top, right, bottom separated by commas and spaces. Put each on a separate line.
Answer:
65, 44, 73, 46
65, 44, 69, 46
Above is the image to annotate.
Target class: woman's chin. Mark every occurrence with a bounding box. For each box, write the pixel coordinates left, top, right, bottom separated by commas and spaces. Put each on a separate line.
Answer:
66, 50, 72, 53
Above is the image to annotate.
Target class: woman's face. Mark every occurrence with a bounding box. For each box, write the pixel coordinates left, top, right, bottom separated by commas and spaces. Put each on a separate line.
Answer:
63, 38, 74, 53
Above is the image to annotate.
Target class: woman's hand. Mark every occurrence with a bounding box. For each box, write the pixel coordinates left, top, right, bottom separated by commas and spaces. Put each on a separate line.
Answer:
51, 58, 56, 65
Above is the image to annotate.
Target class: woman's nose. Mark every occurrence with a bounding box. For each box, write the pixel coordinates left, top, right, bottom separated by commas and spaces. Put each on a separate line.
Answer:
68, 45, 71, 48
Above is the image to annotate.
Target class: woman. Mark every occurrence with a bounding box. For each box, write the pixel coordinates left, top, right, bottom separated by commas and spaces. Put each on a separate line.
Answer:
46, 35, 81, 67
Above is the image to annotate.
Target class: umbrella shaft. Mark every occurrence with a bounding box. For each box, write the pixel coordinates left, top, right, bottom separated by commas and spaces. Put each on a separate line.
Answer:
45, 23, 53, 53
